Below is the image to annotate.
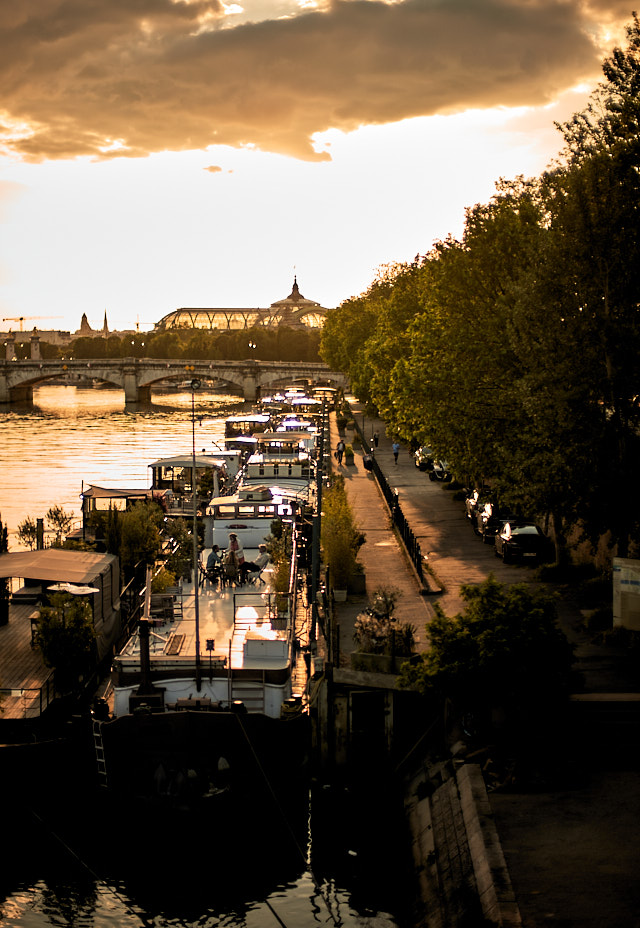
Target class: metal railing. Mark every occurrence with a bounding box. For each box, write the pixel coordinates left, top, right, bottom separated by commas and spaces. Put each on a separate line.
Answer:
353, 420, 425, 584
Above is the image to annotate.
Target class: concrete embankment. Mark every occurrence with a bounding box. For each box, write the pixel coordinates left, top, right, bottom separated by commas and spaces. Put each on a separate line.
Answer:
404, 757, 521, 928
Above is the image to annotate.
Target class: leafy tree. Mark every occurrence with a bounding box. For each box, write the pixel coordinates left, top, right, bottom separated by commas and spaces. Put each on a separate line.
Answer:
46, 505, 74, 545
164, 517, 195, 581
37, 594, 96, 695
118, 502, 164, 581
399, 576, 574, 732
320, 290, 382, 402
514, 16, 640, 556
17, 516, 39, 550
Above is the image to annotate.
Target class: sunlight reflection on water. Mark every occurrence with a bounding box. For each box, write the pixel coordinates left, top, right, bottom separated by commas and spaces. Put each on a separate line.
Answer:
0, 384, 243, 543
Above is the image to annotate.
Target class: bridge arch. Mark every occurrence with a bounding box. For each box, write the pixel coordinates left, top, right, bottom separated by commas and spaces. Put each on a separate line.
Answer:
0, 358, 348, 405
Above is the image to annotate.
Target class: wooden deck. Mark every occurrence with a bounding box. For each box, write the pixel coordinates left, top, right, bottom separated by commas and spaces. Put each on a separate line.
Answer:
0, 603, 54, 721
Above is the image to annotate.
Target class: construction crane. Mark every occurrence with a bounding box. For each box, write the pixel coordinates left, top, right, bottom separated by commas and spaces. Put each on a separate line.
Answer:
2, 316, 64, 332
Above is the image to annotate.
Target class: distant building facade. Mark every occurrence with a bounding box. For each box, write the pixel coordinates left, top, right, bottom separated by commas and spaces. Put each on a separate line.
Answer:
1, 278, 333, 346
155, 278, 332, 331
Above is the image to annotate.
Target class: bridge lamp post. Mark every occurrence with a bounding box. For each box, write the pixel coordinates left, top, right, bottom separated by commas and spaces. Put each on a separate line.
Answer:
191, 378, 202, 690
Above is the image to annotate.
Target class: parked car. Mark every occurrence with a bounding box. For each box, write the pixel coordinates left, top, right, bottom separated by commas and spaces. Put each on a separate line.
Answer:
429, 460, 451, 481
414, 446, 434, 471
475, 502, 517, 544
494, 521, 548, 563
465, 487, 491, 523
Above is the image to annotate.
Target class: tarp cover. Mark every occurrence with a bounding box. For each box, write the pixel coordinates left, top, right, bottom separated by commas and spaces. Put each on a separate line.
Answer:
0, 549, 116, 582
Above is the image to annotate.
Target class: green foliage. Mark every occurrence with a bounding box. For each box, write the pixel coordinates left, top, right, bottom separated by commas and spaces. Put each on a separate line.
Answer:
69, 325, 322, 362
151, 567, 177, 593
321, 475, 365, 588
399, 576, 573, 724
17, 516, 39, 550
37, 594, 96, 694
319, 17, 640, 563
163, 517, 194, 581
118, 502, 164, 579
353, 587, 415, 657
46, 505, 74, 544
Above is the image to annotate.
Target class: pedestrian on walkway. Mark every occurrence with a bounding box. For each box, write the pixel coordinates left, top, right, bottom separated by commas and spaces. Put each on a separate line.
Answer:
392, 440, 400, 464
335, 439, 345, 464
373, 430, 379, 448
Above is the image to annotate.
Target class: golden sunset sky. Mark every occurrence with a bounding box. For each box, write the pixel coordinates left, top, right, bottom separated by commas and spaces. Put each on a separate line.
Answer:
0, 0, 632, 333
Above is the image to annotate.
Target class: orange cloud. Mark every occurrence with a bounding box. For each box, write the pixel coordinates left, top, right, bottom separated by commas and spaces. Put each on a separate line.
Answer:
0, 0, 613, 163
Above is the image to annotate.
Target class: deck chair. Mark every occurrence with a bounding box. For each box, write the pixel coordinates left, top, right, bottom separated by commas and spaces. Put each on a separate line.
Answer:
245, 564, 268, 586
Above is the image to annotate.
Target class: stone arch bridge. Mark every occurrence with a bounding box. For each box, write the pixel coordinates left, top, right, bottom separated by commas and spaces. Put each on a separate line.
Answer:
0, 358, 348, 405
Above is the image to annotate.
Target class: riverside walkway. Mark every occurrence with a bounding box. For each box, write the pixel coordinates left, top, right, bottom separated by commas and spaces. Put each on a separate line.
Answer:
328, 399, 640, 928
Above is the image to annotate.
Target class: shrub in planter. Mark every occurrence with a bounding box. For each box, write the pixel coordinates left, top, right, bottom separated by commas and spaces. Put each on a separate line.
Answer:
321, 475, 365, 590
352, 587, 416, 658
344, 444, 355, 464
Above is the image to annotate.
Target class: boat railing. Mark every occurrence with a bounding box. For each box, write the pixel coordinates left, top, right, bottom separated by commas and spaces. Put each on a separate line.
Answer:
0, 672, 56, 720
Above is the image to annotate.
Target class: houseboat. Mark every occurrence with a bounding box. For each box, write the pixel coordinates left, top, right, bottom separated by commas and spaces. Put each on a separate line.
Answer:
95, 527, 309, 809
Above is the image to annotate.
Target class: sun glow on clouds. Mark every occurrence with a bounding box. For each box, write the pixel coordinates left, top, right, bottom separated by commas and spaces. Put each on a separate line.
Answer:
0, 1, 632, 331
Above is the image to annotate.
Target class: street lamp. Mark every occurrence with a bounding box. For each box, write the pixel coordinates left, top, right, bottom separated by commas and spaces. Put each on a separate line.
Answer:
191, 378, 202, 689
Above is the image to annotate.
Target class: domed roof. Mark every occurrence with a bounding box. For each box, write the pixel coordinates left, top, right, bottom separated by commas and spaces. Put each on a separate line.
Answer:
269, 276, 321, 309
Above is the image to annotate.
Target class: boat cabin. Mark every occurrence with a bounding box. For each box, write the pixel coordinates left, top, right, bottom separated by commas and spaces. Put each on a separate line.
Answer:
80, 485, 173, 538
253, 431, 316, 456
205, 485, 304, 548
149, 454, 228, 507
224, 413, 271, 439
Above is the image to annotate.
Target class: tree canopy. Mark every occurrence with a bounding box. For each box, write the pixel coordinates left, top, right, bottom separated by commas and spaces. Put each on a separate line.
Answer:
320, 15, 640, 563
399, 576, 574, 730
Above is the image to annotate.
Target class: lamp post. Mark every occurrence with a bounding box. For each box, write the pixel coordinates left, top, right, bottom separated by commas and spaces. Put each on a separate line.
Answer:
191, 378, 202, 690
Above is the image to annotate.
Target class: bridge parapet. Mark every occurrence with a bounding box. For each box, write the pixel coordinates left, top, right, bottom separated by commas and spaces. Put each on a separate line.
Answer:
0, 358, 348, 406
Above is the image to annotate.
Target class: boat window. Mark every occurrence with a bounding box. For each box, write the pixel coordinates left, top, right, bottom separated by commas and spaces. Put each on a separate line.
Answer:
215, 505, 237, 517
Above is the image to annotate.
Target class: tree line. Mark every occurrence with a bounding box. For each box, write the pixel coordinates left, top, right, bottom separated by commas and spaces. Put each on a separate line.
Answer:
13, 325, 322, 363
320, 15, 640, 566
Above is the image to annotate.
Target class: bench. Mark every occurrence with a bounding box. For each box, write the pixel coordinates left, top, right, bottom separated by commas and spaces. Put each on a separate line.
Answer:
165, 634, 185, 655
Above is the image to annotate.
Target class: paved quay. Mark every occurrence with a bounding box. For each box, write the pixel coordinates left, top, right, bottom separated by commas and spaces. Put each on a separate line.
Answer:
326, 400, 640, 928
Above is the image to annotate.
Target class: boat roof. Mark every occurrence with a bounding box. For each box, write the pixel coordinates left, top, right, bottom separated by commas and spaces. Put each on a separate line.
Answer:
225, 413, 271, 423
82, 484, 169, 500
149, 454, 227, 469
209, 483, 309, 505
0, 549, 117, 582
254, 431, 315, 442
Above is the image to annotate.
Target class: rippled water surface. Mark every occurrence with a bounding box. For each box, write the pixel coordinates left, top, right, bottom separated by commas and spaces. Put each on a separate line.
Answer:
0, 385, 243, 543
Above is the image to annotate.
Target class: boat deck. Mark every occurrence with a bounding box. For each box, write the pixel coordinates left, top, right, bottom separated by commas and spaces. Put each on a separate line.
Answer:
0, 602, 55, 721
117, 552, 291, 673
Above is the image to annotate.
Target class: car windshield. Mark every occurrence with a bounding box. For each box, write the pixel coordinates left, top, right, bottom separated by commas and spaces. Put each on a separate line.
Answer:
512, 525, 539, 535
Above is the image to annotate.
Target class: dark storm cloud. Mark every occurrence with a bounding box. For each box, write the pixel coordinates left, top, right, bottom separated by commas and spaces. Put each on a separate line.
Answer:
0, 0, 609, 162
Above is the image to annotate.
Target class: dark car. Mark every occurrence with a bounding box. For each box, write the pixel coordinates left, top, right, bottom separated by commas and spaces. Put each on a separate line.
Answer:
494, 521, 548, 563
475, 502, 517, 544
429, 459, 451, 481
413, 446, 434, 471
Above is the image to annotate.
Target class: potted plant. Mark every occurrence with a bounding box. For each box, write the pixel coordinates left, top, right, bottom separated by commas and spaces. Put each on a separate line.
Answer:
351, 586, 416, 673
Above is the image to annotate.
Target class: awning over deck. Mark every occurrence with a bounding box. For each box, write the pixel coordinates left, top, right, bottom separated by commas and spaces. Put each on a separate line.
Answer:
0, 549, 117, 583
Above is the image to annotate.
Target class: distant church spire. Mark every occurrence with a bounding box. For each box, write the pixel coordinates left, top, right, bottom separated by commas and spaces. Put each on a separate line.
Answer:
102, 311, 109, 337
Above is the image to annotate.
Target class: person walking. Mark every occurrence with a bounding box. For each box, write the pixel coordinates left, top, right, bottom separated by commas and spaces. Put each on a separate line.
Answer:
392, 440, 401, 464
373, 430, 379, 448
336, 439, 346, 464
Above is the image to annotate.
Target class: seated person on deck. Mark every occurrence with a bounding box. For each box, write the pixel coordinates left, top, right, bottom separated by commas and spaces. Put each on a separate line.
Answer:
239, 544, 270, 583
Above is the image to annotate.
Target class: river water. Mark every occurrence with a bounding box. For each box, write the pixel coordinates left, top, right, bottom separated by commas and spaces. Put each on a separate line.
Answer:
0, 385, 414, 928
